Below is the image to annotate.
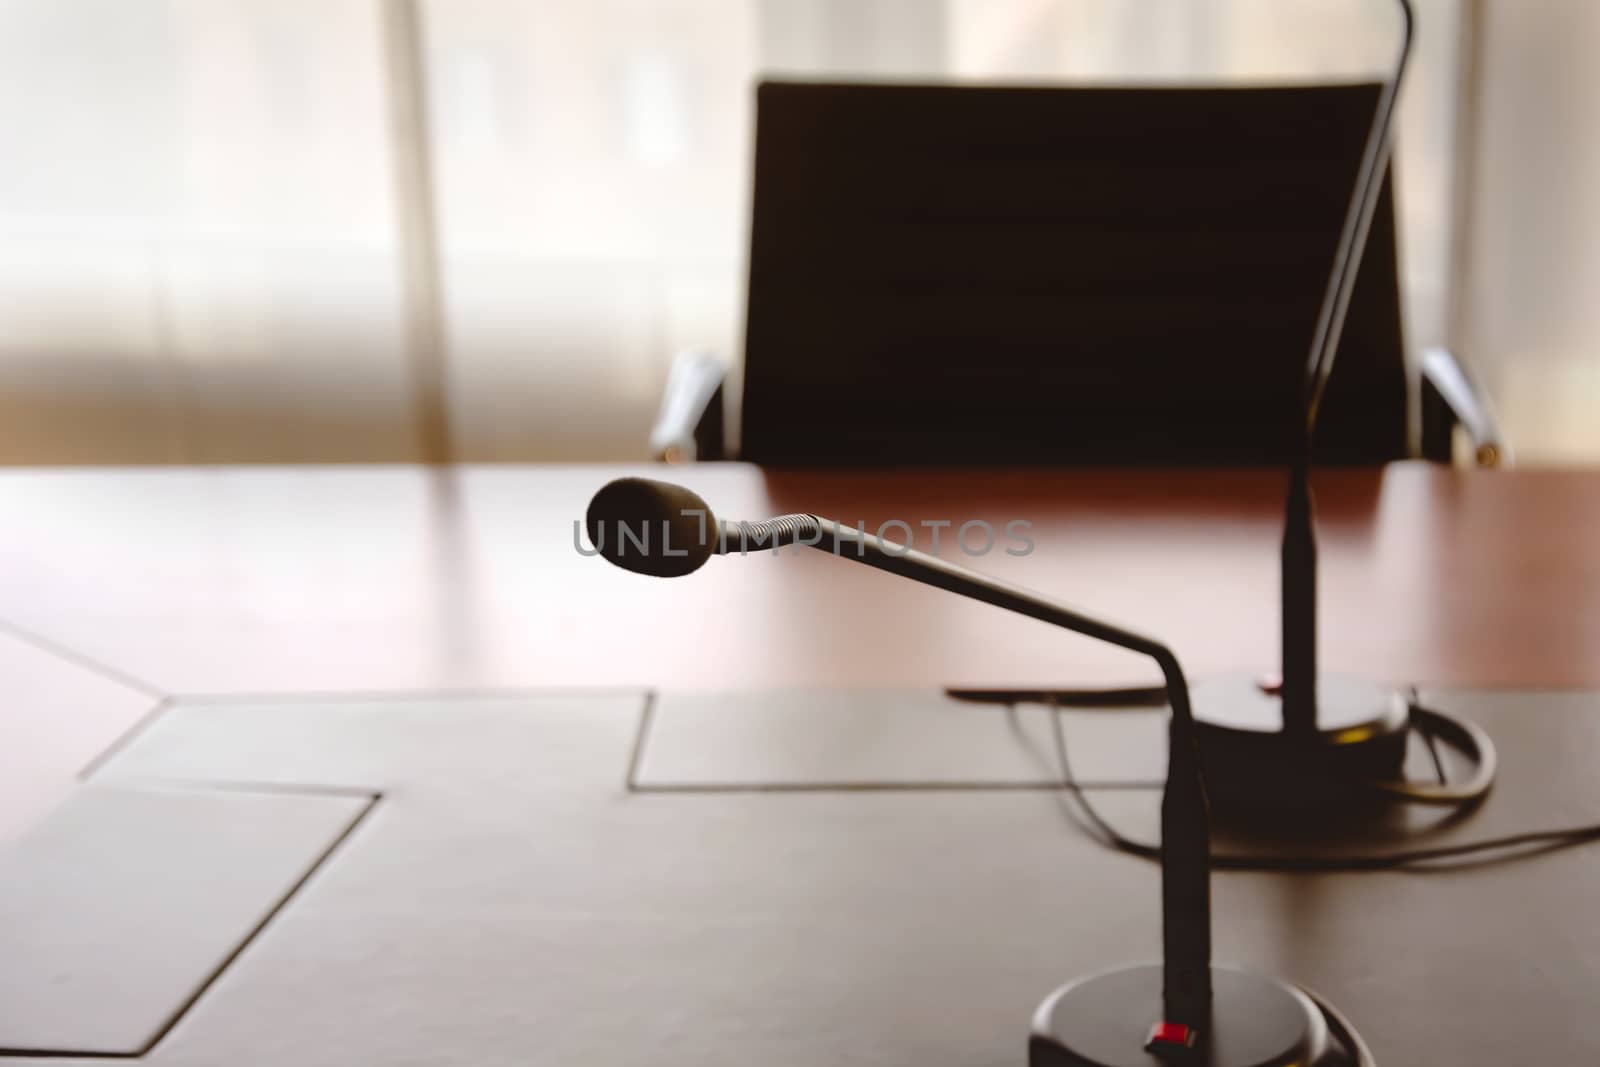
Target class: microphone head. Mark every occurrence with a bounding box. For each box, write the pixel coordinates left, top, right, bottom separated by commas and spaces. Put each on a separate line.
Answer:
585, 477, 719, 578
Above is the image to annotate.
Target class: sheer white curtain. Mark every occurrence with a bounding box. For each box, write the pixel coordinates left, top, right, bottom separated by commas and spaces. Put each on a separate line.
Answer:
1460, 0, 1600, 462
422, 0, 758, 461
0, 0, 415, 462
0, 0, 1465, 463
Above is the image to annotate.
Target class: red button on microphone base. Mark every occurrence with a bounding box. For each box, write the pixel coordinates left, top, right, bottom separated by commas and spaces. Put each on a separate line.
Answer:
1145, 1021, 1197, 1057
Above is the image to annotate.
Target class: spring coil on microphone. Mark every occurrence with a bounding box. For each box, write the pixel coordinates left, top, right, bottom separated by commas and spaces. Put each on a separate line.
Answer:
715, 513, 823, 554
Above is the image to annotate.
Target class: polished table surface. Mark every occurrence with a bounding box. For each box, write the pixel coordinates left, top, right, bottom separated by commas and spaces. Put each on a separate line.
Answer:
2, 461, 1600, 1065
1, 461, 1598, 698
3, 461, 1599, 832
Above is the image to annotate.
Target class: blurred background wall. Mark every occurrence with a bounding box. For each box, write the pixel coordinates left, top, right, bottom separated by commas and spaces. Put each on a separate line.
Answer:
0, 0, 1590, 464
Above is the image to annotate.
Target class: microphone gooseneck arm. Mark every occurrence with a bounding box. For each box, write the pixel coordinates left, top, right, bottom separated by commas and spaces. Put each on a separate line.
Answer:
1299, 0, 1415, 436
1283, 0, 1415, 739
719, 517, 1214, 1035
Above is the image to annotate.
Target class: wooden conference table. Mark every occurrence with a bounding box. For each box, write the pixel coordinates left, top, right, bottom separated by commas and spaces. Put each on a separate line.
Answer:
1, 461, 1599, 1065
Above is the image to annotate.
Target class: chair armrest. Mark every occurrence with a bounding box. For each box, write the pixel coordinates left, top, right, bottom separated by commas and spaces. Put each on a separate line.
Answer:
1420, 347, 1510, 468
649, 349, 727, 462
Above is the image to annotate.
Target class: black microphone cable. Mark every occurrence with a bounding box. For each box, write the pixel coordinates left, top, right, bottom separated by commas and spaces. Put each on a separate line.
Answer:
1035, 694, 1600, 873
962, 683, 1496, 807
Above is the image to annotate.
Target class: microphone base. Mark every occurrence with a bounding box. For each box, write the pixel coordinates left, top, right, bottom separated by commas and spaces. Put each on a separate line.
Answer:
1030, 963, 1367, 1066
1190, 674, 1410, 824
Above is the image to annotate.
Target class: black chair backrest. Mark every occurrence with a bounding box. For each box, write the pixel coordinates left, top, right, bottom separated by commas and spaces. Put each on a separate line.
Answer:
739, 81, 1409, 467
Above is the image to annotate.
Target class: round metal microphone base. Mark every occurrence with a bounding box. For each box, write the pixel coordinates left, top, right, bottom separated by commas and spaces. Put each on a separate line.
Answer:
1189, 674, 1411, 823
1029, 964, 1369, 1066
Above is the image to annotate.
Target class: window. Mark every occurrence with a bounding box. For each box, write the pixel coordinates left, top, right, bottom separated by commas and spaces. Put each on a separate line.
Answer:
0, 1, 1483, 462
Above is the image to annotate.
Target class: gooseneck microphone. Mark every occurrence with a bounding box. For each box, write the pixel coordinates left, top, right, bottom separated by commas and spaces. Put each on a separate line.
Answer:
1186, 0, 1493, 825
1282, 0, 1416, 744
585, 475, 832, 575
585, 477, 724, 577
587, 477, 1372, 1065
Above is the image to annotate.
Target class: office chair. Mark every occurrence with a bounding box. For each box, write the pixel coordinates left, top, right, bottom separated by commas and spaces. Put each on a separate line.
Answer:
651, 81, 1504, 468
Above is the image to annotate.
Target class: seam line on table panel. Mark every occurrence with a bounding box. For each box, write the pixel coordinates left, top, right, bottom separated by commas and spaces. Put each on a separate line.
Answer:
0, 618, 168, 699
91, 778, 385, 801
628, 779, 1164, 795
136, 790, 381, 1056
0, 790, 382, 1060
164, 685, 656, 706
624, 690, 659, 792
77, 697, 174, 782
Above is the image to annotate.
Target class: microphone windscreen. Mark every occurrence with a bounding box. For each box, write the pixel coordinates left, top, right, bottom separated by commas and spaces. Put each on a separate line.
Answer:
585, 477, 719, 577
